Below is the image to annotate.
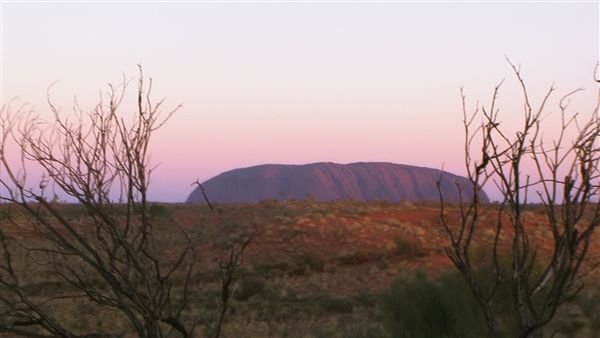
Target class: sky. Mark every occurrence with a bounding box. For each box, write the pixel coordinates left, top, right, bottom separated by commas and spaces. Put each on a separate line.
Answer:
1, 1, 599, 202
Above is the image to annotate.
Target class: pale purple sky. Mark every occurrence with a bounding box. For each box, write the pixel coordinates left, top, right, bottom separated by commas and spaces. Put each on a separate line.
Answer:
1, 1, 599, 202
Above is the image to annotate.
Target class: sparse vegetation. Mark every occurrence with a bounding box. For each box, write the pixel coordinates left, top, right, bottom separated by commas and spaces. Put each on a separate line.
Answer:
0, 199, 598, 337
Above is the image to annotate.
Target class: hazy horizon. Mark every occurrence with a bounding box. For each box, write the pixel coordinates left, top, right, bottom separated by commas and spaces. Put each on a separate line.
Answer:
1, 1, 598, 202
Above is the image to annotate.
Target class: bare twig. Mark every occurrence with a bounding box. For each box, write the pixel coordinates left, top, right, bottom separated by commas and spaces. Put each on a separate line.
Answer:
440, 60, 600, 338
0, 68, 197, 337
192, 179, 214, 211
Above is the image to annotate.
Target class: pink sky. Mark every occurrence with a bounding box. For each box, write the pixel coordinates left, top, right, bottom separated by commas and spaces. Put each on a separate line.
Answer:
1, 2, 598, 202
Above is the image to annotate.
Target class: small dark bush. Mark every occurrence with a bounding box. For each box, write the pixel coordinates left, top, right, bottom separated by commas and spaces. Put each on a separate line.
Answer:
354, 288, 379, 307
317, 294, 354, 314
254, 262, 290, 278
394, 235, 426, 258
338, 250, 384, 265
288, 264, 307, 276
302, 253, 326, 272
234, 275, 267, 301
148, 203, 170, 218
0, 207, 11, 221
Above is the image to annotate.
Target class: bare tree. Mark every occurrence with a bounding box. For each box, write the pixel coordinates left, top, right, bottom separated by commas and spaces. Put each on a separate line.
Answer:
439, 59, 600, 338
213, 233, 253, 338
0, 67, 199, 337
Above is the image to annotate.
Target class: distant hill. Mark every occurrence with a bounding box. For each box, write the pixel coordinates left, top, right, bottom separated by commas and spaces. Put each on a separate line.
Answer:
186, 162, 489, 204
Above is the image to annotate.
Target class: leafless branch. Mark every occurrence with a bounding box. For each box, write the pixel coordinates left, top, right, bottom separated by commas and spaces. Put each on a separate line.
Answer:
0, 68, 200, 337
439, 60, 600, 338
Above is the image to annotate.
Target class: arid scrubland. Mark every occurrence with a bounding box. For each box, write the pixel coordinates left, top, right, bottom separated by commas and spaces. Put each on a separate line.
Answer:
1, 200, 599, 337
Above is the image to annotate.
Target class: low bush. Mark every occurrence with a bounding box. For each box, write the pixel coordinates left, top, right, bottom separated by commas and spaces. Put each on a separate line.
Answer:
301, 253, 326, 272
382, 271, 488, 338
316, 294, 354, 314
148, 203, 170, 218
394, 235, 426, 258
353, 288, 379, 307
234, 275, 267, 301
338, 250, 384, 265
253, 262, 290, 278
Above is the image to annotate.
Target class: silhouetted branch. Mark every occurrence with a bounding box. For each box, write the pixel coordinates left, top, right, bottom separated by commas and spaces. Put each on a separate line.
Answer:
439, 59, 600, 338
0, 68, 198, 337
192, 179, 214, 211
214, 232, 254, 338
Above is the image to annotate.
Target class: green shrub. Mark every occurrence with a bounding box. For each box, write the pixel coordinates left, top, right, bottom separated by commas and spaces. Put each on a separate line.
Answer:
382, 271, 488, 338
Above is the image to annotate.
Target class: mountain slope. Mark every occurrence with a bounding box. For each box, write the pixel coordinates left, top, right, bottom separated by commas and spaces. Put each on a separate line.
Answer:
186, 162, 489, 204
